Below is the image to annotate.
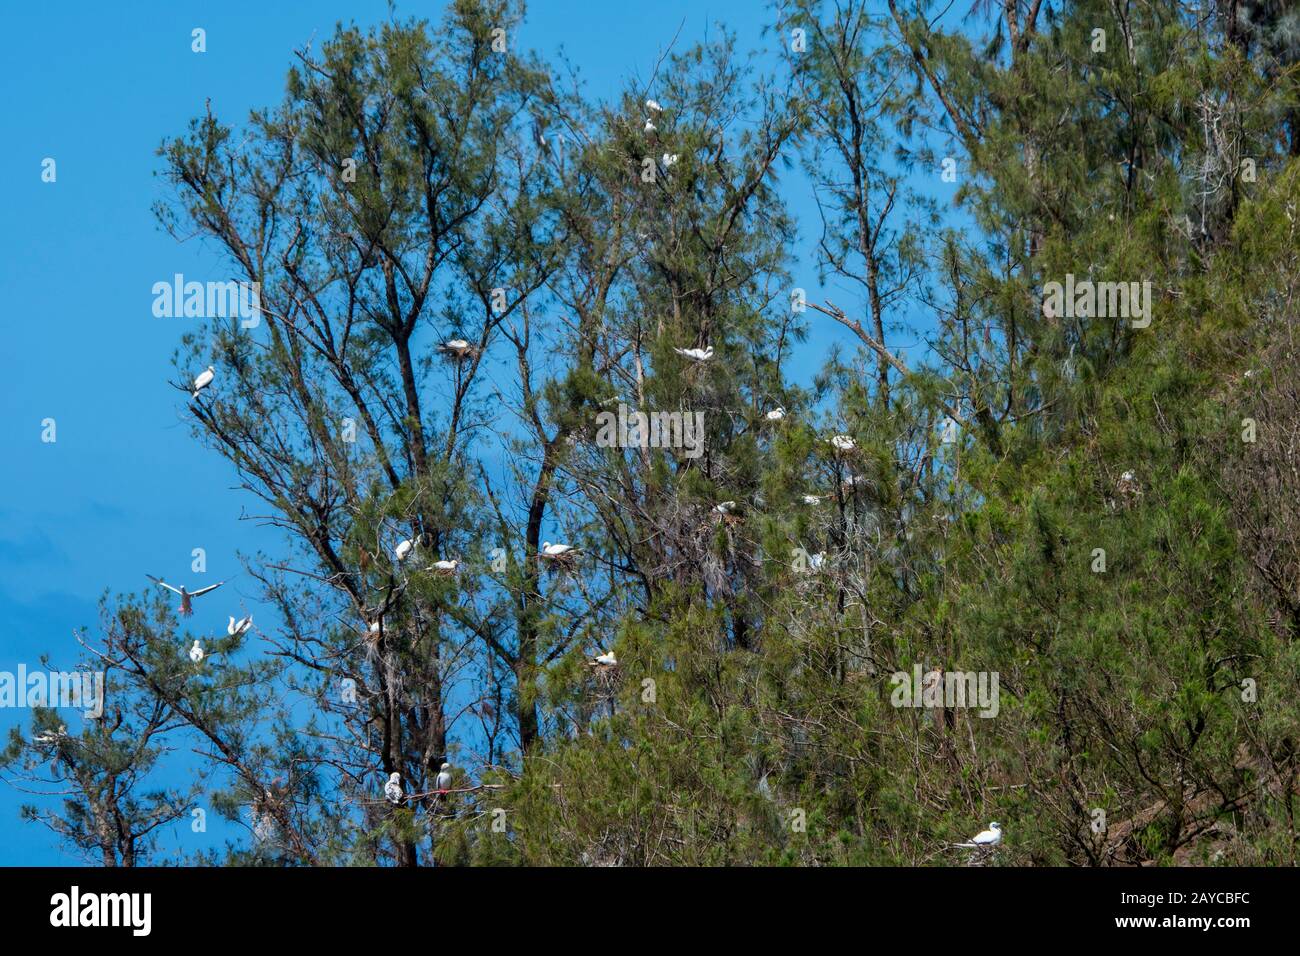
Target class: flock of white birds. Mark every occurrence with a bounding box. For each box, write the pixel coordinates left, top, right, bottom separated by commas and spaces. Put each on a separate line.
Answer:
175, 180, 1006, 844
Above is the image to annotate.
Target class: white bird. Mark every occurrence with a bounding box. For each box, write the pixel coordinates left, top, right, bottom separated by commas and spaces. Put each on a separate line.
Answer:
661, 153, 679, 168
673, 346, 714, 362
394, 538, 416, 562
765, 407, 786, 422
189, 640, 204, 663
430, 559, 460, 575
191, 366, 215, 399
830, 434, 856, 452
540, 542, 579, 559
801, 494, 823, 506
384, 772, 403, 805
34, 725, 67, 745
712, 501, 737, 515
645, 99, 663, 113
963, 821, 1002, 847
589, 650, 618, 667
644, 118, 657, 133
228, 614, 252, 636
367, 619, 382, 636
438, 339, 475, 360
435, 762, 453, 793
146, 576, 224, 617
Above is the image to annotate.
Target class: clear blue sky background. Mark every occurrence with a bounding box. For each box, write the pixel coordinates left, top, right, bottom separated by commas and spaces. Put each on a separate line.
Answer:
0, 0, 960, 864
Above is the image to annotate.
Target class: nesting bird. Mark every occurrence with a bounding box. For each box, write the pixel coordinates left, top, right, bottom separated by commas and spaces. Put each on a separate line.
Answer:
589, 650, 618, 667
540, 541, 580, 562
645, 99, 663, 113
438, 339, 477, 361
830, 434, 856, 453
765, 407, 786, 422
189, 640, 204, 663
430, 559, 460, 576
673, 346, 714, 362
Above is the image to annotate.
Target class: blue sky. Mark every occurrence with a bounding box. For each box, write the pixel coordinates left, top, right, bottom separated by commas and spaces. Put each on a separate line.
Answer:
0, 1, 960, 864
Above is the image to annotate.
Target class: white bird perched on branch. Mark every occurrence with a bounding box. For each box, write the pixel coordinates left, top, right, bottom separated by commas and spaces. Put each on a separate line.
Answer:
801, 494, 823, 506
228, 614, 252, 636
394, 538, 416, 562
673, 345, 713, 362
765, 406, 786, 422
589, 650, 618, 667
645, 99, 663, 113
429, 559, 460, 576
384, 772, 403, 805
644, 118, 657, 133
146, 576, 224, 616
435, 762, 453, 793
191, 366, 215, 399
661, 153, 679, 168
189, 640, 204, 663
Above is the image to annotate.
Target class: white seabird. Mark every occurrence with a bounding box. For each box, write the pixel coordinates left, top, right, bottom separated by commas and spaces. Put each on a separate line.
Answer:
384, 772, 403, 805
673, 346, 714, 362
191, 366, 215, 399
146, 575, 224, 617
228, 614, 253, 636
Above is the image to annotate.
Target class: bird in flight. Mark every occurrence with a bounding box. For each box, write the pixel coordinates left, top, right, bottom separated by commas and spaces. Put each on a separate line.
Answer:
228, 614, 253, 636
191, 366, 215, 399
146, 576, 224, 616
